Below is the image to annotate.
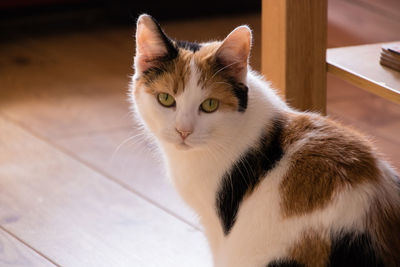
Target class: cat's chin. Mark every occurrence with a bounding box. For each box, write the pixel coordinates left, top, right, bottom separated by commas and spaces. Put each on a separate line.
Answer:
175, 142, 193, 151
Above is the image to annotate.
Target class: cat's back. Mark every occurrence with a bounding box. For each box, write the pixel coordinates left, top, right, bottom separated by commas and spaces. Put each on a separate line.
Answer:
268, 112, 400, 267
279, 112, 384, 217
221, 111, 400, 267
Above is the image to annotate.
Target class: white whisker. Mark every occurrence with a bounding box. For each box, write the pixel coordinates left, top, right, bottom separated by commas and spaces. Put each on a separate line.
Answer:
210, 61, 240, 81
111, 131, 148, 162
202, 60, 241, 87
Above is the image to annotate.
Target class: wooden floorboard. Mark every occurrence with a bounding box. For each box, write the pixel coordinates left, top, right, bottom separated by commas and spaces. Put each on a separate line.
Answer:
0, 228, 56, 267
328, 0, 400, 46
0, 36, 133, 139
0, 116, 211, 267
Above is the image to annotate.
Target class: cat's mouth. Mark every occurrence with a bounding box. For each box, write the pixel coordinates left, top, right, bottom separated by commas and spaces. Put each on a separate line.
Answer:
175, 142, 192, 150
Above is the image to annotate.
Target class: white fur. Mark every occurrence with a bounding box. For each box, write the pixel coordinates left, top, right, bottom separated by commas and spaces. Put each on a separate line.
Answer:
130, 44, 381, 266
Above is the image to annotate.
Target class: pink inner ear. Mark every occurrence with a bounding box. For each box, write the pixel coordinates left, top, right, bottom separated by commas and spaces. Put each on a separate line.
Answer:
136, 55, 154, 72
215, 48, 248, 82
215, 26, 252, 82
135, 18, 168, 72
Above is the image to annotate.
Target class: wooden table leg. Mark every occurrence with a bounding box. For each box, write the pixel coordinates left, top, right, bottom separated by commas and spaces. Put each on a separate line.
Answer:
261, 0, 327, 114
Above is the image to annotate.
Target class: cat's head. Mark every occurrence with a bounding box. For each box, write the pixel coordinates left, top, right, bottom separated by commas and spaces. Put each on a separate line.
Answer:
131, 14, 252, 151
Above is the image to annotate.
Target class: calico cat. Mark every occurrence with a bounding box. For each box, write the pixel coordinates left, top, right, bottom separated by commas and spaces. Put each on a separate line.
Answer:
130, 14, 400, 267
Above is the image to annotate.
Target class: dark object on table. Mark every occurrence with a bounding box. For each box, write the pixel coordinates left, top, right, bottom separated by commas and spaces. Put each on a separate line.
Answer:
380, 44, 400, 72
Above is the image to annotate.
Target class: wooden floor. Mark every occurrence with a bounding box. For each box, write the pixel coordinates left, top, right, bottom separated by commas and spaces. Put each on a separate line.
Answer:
1, 1, 399, 266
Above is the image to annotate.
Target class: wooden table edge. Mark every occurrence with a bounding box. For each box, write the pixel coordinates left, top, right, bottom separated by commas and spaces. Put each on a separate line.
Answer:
326, 61, 400, 105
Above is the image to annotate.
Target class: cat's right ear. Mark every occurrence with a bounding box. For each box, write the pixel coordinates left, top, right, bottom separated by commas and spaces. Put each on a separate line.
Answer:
215, 26, 252, 83
134, 14, 177, 73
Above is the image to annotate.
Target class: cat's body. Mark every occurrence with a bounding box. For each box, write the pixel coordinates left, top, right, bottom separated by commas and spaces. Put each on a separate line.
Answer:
130, 15, 400, 267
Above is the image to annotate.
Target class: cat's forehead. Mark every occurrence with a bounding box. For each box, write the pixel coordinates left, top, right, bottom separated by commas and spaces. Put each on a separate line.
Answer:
192, 41, 221, 61
192, 42, 222, 85
177, 41, 222, 81
143, 41, 222, 94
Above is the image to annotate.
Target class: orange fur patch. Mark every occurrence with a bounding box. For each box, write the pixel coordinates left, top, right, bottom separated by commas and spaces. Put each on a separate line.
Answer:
203, 81, 239, 112
280, 113, 380, 217
143, 48, 192, 96
289, 230, 331, 267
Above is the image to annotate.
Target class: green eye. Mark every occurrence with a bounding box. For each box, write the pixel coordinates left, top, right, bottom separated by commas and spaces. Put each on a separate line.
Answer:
157, 93, 175, 107
200, 98, 219, 113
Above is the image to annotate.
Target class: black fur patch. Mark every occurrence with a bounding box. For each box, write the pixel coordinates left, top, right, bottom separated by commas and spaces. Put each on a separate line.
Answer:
267, 260, 305, 267
176, 40, 201, 52
216, 119, 284, 235
231, 81, 248, 112
150, 15, 178, 59
213, 58, 249, 112
328, 232, 384, 267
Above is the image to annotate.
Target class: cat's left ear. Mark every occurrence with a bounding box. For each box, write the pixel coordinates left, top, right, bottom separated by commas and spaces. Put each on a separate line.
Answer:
215, 26, 252, 83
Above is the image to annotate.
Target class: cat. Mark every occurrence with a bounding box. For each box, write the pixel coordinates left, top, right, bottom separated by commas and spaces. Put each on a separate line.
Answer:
130, 14, 400, 267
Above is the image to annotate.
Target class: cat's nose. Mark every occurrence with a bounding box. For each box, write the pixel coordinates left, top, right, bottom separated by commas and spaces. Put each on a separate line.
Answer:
176, 128, 192, 140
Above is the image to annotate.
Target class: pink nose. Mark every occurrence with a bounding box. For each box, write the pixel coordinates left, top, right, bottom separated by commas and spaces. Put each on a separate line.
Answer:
176, 129, 192, 140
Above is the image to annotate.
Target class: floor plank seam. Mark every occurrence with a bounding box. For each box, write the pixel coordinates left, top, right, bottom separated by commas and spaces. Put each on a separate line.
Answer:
0, 225, 61, 267
349, 0, 400, 23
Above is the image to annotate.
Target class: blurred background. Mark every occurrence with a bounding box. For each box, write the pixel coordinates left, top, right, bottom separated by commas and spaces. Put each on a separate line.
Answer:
0, 1, 399, 266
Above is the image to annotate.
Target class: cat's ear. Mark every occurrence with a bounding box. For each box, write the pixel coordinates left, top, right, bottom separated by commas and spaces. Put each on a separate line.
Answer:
215, 26, 252, 83
134, 14, 177, 73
